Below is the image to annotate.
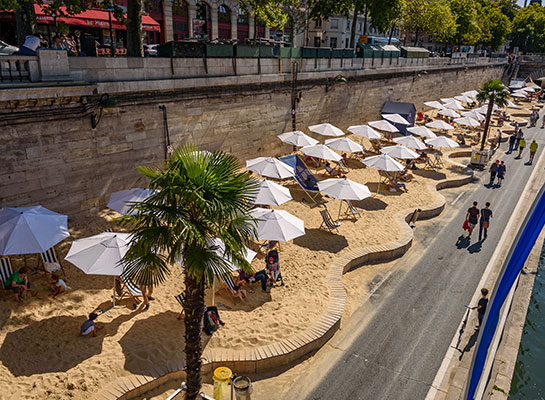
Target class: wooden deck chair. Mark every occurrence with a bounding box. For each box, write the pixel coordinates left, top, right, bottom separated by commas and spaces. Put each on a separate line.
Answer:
175, 291, 186, 320
433, 151, 444, 167
114, 275, 142, 308
345, 200, 363, 219
0, 257, 13, 289
338, 159, 350, 173
319, 209, 342, 232
40, 247, 65, 275
215, 273, 241, 302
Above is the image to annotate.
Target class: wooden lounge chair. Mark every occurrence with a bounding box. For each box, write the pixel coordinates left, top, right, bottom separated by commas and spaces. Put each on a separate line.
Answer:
175, 291, 186, 320
0, 257, 13, 290
40, 247, 65, 275
114, 275, 142, 308
215, 273, 242, 302
379, 171, 408, 193
319, 209, 342, 232
345, 200, 363, 220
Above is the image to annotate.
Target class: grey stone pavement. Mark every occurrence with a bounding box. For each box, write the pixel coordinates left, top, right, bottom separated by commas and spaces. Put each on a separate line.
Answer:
284, 120, 545, 400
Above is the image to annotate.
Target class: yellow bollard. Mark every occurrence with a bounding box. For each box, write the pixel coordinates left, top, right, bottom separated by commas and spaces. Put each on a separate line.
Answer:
213, 367, 233, 400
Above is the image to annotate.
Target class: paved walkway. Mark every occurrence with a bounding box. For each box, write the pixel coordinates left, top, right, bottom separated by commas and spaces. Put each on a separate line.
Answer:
284, 121, 545, 400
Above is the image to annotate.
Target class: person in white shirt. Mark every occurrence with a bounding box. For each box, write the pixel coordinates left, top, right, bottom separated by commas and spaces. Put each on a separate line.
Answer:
16, 33, 41, 56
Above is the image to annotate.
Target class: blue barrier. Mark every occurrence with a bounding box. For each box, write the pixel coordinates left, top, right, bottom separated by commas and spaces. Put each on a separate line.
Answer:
465, 183, 545, 399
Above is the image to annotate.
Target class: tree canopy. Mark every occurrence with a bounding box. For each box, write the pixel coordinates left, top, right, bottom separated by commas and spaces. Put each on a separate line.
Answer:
511, 3, 545, 53
401, 0, 457, 46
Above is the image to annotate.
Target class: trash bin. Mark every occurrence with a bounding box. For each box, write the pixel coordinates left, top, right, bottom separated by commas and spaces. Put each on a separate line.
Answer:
471, 148, 489, 168
233, 376, 253, 400
213, 367, 233, 400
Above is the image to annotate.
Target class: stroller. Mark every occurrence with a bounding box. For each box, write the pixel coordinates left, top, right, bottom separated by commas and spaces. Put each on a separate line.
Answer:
266, 249, 284, 286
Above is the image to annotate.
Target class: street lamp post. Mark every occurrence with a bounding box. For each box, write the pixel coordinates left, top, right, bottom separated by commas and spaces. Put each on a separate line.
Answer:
291, 60, 298, 131
108, 8, 115, 57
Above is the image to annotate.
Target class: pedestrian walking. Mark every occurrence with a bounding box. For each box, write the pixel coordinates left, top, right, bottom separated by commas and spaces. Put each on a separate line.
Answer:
514, 129, 522, 151
529, 139, 538, 164
479, 202, 493, 241
466, 201, 480, 239
508, 134, 516, 154
489, 160, 499, 185
497, 161, 506, 186
517, 137, 526, 159
472, 288, 489, 330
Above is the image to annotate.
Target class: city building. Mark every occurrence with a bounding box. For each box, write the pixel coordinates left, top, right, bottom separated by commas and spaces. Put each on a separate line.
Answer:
305, 13, 400, 48
0, 0, 280, 49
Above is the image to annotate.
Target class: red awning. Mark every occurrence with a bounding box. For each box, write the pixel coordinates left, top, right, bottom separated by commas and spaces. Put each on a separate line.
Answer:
34, 5, 160, 32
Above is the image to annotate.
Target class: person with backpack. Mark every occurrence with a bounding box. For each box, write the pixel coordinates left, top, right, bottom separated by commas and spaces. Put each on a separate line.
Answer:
203, 306, 225, 335
465, 201, 480, 240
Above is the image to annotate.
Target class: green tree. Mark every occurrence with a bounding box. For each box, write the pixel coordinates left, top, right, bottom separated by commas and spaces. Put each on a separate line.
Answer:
311, 0, 404, 47
401, 0, 456, 46
511, 3, 545, 53
449, 0, 482, 45
477, 2, 511, 50
476, 80, 510, 151
120, 147, 257, 400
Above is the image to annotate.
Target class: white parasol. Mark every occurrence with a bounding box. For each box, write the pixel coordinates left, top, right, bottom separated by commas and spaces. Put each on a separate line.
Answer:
246, 157, 295, 179
277, 131, 319, 147
308, 123, 345, 137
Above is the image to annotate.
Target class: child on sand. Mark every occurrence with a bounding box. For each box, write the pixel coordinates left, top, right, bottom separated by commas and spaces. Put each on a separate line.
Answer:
80, 313, 104, 337
268, 257, 281, 284
49, 274, 67, 298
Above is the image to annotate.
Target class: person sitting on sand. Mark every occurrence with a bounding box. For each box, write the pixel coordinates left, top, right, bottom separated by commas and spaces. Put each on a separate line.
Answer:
80, 313, 104, 337
4, 267, 30, 301
49, 274, 67, 298
238, 269, 268, 292
268, 256, 281, 284
397, 169, 413, 182
232, 283, 247, 302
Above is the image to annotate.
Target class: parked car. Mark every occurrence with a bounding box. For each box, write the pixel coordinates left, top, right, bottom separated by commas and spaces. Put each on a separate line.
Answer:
144, 44, 158, 57
0, 40, 19, 55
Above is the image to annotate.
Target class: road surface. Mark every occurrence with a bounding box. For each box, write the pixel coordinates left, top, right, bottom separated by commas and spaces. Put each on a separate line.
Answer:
285, 121, 544, 400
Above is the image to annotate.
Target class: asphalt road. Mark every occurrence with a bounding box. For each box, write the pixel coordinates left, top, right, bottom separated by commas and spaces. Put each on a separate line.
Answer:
285, 120, 545, 400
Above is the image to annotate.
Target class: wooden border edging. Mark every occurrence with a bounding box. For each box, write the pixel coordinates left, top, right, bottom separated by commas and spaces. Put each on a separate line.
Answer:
95, 151, 473, 400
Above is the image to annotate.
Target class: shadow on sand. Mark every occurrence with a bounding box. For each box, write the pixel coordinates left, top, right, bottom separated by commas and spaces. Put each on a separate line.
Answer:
0, 311, 135, 376
293, 229, 348, 253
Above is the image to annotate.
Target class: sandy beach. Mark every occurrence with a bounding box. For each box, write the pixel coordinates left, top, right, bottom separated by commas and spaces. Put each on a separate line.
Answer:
0, 101, 538, 400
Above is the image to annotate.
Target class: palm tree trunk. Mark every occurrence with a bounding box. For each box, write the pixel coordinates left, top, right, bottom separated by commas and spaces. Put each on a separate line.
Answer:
480, 98, 495, 151
127, 0, 143, 57
184, 272, 205, 400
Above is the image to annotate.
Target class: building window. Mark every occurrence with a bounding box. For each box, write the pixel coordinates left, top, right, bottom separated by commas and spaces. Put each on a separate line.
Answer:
238, 10, 249, 25
345, 38, 349, 48
358, 22, 362, 32
314, 36, 321, 47
218, 4, 230, 23
315, 19, 322, 28
173, 0, 188, 17
330, 37, 337, 47
330, 19, 338, 29
145, 0, 162, 13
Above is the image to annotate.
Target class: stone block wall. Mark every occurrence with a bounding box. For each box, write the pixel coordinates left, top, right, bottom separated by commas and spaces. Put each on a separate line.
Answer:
0, 65, 503, 218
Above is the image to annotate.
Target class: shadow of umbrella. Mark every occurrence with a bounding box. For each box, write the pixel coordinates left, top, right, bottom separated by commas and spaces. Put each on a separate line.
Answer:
0, 315, 104, 376
293, 228, 348, 253
118, 311, 212, 376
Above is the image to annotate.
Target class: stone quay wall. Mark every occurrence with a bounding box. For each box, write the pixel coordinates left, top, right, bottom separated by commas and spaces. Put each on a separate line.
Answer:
0, 64, 504, 218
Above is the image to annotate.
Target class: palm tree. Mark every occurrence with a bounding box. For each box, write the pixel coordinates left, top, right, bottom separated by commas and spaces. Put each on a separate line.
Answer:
476, 80, 510, 151
120, 146, 257, 400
